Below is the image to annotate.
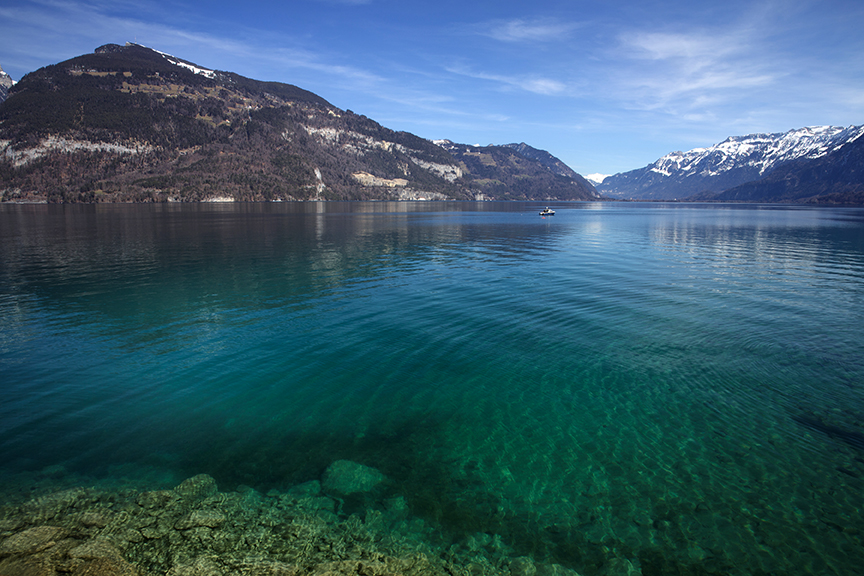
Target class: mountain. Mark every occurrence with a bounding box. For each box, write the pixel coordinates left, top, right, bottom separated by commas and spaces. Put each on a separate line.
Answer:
0, 64, 13, 104
502, 142, 583, 180
707, 132, 864, 204
585, 174, 610, 186
0, 43, 597, 203
433, 140, 599, 201
597, 126, 864, 201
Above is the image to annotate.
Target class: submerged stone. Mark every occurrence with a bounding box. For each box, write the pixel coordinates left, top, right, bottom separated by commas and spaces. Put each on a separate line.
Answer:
321, 460, 386, 496
536, 564, 583, 576
173, 475, 218, 502
234, 560, 300, 576
383, 496, 409, 520
0, 556, 56, 576
72, 556, 140, 576
0, 525, 66, 556
69, 538, 125, 563
137, 490, 178, 510
510, 557, 537, 576
288, 480, 321, 497
78, 510, 112, 528
167, 554, 224, 576
604, 558, 641, 576
174, 510, 227, 530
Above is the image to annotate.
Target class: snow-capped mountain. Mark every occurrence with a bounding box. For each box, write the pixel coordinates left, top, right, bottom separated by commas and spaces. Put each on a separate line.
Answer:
597, 125, 864, 200
585, 173, 609, 185
0, 63, 14, 104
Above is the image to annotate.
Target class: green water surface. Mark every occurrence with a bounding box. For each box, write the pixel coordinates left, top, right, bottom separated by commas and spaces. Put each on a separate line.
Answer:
1, 201, 863, 575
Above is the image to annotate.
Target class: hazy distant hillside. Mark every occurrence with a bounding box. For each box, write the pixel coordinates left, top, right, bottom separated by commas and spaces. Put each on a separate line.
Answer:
0, 44, 597, 203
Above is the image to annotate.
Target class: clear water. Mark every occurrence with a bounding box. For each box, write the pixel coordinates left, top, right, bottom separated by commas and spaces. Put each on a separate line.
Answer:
1, 201, 863, 574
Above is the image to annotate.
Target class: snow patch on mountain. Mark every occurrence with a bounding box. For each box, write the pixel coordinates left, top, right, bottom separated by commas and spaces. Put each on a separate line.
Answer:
131, 43, 217, 79
651, 126, 864, 178
585, 173, 610, 184
598, 125, 864, 200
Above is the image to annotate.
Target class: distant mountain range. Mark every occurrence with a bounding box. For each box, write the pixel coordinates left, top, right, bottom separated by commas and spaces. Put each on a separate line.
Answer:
597, 126, 864, 204
2, 45, 862, 204
0, 44, 597, 203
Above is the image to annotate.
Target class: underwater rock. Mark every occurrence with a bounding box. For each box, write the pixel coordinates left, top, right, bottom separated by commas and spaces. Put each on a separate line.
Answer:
174, 510, 227, 530
0, 555, 56, 576
604, 558, 641, 576
167, 554, 224, 576
288, 480, 321, 497
509, 556, 537, 576
0, 525, 66, 556
536, 564, 583, 576
78, 510, 113, 529
383, 496, 409, 520
321, 461, 386, 496
137, 490, 179, 510
68, 538, 125, 563
19, 488, 98, 524
173, 475, 218, 502
308, 558, 436, 576
71, 556, 140, 576
0, 518, 25, 534
233, 560, 300, 576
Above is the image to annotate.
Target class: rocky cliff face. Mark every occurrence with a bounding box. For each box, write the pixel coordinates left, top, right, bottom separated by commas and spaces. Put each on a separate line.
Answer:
0, 64, 14, 104
0, 44, 597, 203
598, 126, 864, 201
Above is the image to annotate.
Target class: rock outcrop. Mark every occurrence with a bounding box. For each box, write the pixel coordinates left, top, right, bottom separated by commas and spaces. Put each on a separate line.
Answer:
0, 64, 14, 104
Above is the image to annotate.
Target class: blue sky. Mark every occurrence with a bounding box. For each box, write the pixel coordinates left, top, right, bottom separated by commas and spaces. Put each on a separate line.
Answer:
1, 0, 863, 177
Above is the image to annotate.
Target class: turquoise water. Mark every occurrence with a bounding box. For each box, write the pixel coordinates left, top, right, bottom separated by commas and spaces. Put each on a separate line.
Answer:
1, 201, 863, 574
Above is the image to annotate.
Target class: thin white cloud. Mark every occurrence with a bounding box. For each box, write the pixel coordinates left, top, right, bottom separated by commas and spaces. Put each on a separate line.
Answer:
624, 32, 737, 63
610, 28, 779, 114
445, 65, 567, 96
479, 18, 582, 43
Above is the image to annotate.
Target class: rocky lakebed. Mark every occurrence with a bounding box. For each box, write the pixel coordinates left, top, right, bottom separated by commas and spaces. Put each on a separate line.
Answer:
0, 460, 641, 576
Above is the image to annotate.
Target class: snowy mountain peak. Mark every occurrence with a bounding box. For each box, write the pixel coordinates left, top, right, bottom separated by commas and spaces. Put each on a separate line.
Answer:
598, 125, 864, 200
585, 173, 610, 185
650, 125, 864, 178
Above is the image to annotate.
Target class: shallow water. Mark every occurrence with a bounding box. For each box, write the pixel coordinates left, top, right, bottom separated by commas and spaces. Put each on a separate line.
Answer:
1, 201, 863, 575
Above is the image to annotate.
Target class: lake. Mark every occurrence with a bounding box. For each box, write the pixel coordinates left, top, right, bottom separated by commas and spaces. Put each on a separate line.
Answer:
1, 201, 863, 576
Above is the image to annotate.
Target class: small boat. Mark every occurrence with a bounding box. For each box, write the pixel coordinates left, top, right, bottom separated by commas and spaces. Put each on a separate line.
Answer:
539, 207, 555, 216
